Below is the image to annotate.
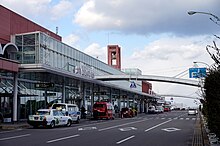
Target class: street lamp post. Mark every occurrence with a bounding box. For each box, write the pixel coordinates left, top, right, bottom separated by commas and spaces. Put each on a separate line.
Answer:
188, 11, 220, 21
193, 61, 210, 68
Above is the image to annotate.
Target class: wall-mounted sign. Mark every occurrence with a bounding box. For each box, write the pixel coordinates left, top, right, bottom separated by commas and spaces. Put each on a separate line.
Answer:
35, 83, 54, 88
130, 81, 137, 88
75, 64, 94, 78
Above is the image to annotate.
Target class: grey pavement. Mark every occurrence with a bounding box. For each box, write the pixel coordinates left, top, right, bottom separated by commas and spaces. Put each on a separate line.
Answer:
0, 112, 211, 146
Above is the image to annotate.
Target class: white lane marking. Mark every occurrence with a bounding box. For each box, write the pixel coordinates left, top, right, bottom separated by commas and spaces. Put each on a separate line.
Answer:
98, 119, 148, 131
116, 135, 135, 144
0, 134, 30, 141
145, 119, 172, 132
162, 127, 181, 132
78, 127, 97, 131
119, 127, 137, 131
46, 134, 80, 143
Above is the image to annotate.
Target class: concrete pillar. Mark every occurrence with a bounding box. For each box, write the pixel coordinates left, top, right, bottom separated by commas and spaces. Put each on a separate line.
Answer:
62, 77, 65, 103
109, 88, 112, 103
44, 89, 47, 107
13, 72, 18, 122
91, 84, 95, 117
78, 80, 82, 105
82, 82, 86, 107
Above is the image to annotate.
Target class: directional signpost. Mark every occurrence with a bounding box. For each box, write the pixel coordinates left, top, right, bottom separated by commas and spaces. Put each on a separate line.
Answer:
189, 68, 206, 78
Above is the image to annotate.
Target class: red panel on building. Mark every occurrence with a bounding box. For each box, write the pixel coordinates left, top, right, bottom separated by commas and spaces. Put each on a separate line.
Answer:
0, 57, 19, 72
0, 5, 61, 45
142, 81, 152, 94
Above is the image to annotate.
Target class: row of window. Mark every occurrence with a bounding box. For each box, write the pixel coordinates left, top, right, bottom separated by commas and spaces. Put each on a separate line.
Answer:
14, 32, 123, 76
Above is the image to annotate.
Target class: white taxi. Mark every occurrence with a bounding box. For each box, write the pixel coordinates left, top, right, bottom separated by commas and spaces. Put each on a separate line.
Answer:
27, 109, 72, 128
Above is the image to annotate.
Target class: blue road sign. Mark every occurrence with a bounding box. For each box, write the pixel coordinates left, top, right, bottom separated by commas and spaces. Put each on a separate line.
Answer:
130, 81, 137, 88
189, 68, 206, 78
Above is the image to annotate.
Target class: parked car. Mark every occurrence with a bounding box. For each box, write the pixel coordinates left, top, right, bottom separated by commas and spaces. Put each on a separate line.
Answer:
27, 109, 72, 128
148, 106, 156, 114
121, 107, 134, 118
51, 103, 81, 123
188, 108, 197, 115
156, 106, 164, 113
93, 102, 115, 119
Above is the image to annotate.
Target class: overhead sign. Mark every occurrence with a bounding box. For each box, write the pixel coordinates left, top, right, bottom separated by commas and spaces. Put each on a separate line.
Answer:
130, 81, 137, 88
35, 83, 54, 88
189, 68, 206, 78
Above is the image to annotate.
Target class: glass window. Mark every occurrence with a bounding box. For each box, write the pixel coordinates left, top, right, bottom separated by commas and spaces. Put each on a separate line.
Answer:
23, 34, 35, 46
15, 35, 22, 46
23, 46, 35, 63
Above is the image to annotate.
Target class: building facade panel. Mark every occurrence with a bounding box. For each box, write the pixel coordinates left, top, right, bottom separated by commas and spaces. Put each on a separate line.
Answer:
0, 58, 19, 72
0, 6, 11, 44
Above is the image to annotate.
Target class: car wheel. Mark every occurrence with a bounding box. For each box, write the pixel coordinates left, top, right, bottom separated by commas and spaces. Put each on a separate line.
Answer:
66, 120, 72, 127
76, 117, 80, 124
50, 121, 55, 128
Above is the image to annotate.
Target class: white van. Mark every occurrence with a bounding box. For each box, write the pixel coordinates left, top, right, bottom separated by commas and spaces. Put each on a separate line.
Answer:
51, 103, 81, 123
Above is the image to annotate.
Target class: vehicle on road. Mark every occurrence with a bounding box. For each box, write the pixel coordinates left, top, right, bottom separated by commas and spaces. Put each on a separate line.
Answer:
148, 105, 156, 114
51, 103, 81, 123
156, 106, 164, 113
27, 109, 72, 128
163, 105, 171, 112
188, 108, 197, 115
121, 107, 134, 118
93, 102, 115, 119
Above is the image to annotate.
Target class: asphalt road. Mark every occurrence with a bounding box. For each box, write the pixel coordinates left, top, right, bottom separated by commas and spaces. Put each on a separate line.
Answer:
0, 111, 197, 146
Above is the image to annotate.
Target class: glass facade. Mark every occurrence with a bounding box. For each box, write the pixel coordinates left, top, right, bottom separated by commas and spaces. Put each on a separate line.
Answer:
14, 32, 124, 76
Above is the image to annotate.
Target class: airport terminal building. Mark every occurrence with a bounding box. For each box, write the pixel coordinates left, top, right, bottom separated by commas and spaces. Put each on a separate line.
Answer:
0, 5, 156, 122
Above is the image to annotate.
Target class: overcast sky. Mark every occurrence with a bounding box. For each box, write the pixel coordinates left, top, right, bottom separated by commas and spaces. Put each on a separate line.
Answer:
1, 0, 220, 107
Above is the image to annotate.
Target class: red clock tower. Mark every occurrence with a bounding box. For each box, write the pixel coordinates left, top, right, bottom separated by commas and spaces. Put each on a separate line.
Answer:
107, 45, 121, 70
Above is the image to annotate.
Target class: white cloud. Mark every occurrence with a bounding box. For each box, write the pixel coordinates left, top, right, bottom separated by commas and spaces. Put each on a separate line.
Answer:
122, 35, 215, 77
131, 36, 208, 61
0, 0, 51, 18
83, 43, 107, 63
50, 0, 74, 20
63, 34, 80, 47
74, 0, 220, 35
0, 0, 76, 22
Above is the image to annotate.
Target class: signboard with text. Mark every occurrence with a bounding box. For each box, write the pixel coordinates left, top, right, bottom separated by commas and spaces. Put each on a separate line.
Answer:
189, 68, 206, 78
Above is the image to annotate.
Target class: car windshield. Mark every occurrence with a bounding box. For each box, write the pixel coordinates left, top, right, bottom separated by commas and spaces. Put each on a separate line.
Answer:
35, 111, 50, 115
52, 104, 66, 110
94, 104, 105, 108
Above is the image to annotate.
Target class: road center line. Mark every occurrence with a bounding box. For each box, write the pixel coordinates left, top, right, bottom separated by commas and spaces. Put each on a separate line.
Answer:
116, 135, 135, 144
98, 119, 148, 131
145, 119, 172, 132
46, 134, 80, 143
0, 134, 30, 141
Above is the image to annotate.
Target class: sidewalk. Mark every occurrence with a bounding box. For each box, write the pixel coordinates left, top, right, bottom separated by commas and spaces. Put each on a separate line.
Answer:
192, 112, 210, 146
